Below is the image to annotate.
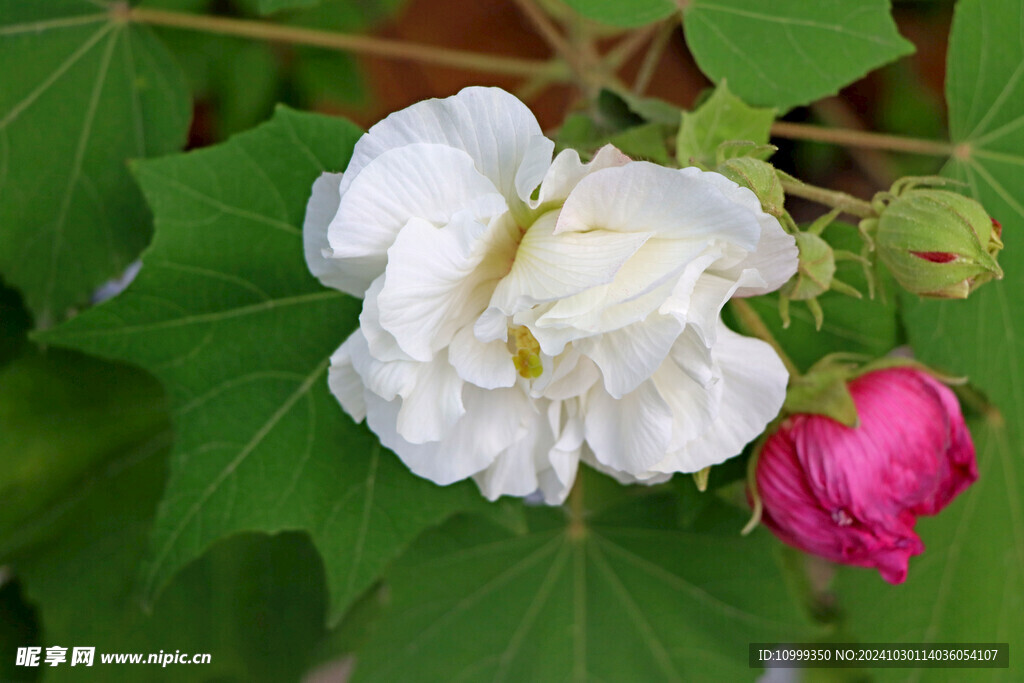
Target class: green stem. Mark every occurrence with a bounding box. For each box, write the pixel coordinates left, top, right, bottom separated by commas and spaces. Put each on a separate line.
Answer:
512, 0, 592, 87
125, 6, 566, 79
771, 121, 955, 157
567, 475, 587, 540
729, 299, 800, 377
632, 19, 674, 95
779, 178, 877, 219
603, 24, 658, 71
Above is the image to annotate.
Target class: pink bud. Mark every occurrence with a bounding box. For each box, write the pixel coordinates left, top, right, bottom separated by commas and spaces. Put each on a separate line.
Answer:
754, 367, 977, 584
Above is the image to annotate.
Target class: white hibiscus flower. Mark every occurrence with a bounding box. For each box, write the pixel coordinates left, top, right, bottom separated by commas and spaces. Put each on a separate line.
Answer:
304, 86, 798, 504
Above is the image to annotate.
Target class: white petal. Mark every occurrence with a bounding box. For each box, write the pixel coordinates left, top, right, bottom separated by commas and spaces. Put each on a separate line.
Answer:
535, 237, 710, 336
327, 334, 368, 422
514, 135, 556, 205
680, 271, 766, 346
304, 173, 371, 296
396, 358, 465, 444
577, 313, 682, 399
340, 86, 544, 205
686, 168, 797, 296
585, 380, 673, 474
716, 217, 798, 297
555, 162, 761, 251
377, 214, 496, 362
359, 275, 412, 363
448, 324, 517, 389
344, 330, 418, 402
474, 423, 548, 500
652, 322, 789, 473
528, 143, 631, 209
374, 385, 527, 487
473, 398, 584, 503
531, 349, 601, 400
652, 330, 718, 451
487, 210, 651, 318
539, 401, 584, 504
580, 449, 673, 485
327, 143, 507, 295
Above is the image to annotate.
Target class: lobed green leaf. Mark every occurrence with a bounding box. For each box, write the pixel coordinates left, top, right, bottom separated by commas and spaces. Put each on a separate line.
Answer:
38, 106, 486, 623
352, 498, 814, 682
0, 0, 190, 325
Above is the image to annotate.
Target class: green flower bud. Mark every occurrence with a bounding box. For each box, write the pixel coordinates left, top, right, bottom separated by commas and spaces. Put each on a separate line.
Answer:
874, 189, 1003, 298
717, 157, 785, 218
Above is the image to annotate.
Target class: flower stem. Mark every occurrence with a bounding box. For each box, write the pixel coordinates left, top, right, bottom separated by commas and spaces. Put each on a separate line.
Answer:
779, 177, 877, 219
729, 299, 800, 377
512, 0, 592, 87
126, 6, 566, 79
771, 121, 956, 157
632, 19, 675, 95
567, 477, 587, 540
604, 24, 659, 71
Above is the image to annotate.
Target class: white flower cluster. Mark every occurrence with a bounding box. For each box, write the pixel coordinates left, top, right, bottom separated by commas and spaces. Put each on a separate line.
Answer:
305, 87, 798, 503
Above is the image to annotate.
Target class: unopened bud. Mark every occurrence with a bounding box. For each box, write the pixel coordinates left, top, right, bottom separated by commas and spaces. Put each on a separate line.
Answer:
717, 157, 785, 218
874, 189, 1003, 298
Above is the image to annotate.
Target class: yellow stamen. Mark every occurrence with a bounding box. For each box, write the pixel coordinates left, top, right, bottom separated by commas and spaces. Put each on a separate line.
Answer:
510, 326, 543, 379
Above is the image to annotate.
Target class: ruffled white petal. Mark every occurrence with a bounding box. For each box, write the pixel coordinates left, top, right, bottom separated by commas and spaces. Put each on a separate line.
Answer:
585, 379, 673, 474
396, 358, 465, 443
449, 324, 517, 389
534, 237, 710, 338
526, 143, 631, 210
531, 349, 600, 401
304, 173, 374, 295
377, 214, 497, 362
555, 162, 761, 251
340, 86, 543, 206
683, 167, 797, 296
327, 334, 367, 422
345, 328, 418, 402
326, 143, 507, 296
652, 322, 788, 473
486, 210, 652, 318
360, 275, 412, 363
577, 313, 682, 399
514, 135, 556, 206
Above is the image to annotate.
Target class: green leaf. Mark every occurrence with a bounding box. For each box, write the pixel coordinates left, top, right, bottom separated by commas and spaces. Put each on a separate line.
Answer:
836, 0, 1024, 666
682, 0, 915, 110
0, 0, 190, 325
0, 348, 167, 548
609, 123, 672, 164
37, 107, 486, 623
676, 81, 776, 166
4, 436, 331, 682
352, 499, 814, 682
562, 0, 676, 28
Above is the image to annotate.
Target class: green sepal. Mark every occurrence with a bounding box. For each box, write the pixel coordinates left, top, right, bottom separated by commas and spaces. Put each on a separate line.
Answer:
783, 356, 860, 427
716, 156, 784, 217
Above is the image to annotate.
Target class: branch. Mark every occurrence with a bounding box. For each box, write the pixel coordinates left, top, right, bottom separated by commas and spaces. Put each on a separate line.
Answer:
771, 121, 955, 157
126, 6, 566, 79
